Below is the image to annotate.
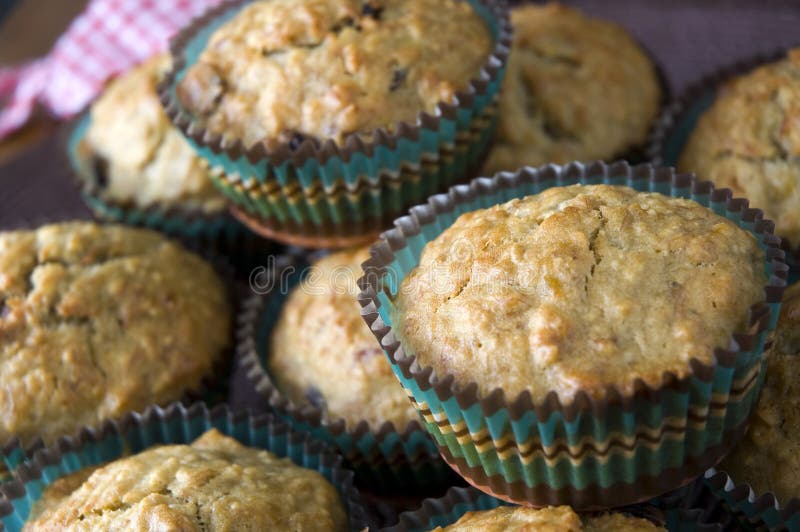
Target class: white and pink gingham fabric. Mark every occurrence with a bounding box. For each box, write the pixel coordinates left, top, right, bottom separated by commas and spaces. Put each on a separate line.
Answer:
0, 0, 223, 139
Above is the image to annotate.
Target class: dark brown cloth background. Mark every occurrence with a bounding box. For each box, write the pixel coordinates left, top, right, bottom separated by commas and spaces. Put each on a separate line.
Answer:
1, 0, 799, 226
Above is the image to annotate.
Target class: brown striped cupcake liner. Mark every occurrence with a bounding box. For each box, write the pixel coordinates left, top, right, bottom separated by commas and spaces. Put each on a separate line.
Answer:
358, 161, 788, 510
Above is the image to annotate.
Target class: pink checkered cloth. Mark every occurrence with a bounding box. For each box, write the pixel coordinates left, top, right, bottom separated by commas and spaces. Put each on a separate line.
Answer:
0, 0, 223, 138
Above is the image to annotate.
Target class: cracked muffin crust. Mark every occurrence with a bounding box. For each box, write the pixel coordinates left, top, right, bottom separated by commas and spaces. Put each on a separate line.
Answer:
678, 49, 800, 248
269, 247, 418, 431
434, 505, 664, 531
83, 53, 225, 213
482, 3, 661, 175
23, 429, 347, 531
718, 281, 800, 502
393, 185, 766, 402
0, 223, 231, 446
176, 0, 492, 147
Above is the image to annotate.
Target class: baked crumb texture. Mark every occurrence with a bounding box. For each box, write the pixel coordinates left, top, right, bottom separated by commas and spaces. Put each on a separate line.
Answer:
82, 54, 224, 213
435, 505, 664, 532
23, 429, 347, 531
484, 3, 661, 174
679, 49, 800, 249
0, 223, 230, 447
177, 0, 492, 147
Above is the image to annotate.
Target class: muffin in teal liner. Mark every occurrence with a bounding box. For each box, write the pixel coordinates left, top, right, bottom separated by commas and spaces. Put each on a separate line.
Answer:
235, 252, 456, 492
358, 161, 788, 510
0, 222, 235, 478
67, 112, 278, 278
159, 0, 511, 247
384, 485, 723, 531
647, 48, 800, 284
0, 402, 371, 531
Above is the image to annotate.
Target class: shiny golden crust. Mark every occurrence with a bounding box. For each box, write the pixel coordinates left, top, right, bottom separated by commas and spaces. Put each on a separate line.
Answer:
719, 281, 800, 502
394, 185, 765, 402
679, 49, 800, 248
177, 0, 491, 147
269, 248, 417, 430
483, 3, 661, 174
24, 429, 347, 531
435, 506, 663, 531
85, 54, 224, 212
0, 223, 230, 446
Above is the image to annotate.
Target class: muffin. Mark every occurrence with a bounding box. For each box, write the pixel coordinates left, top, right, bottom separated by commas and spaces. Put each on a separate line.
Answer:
269, 247, 417, 430
434, 505, 664, 531
393, 184, 765, 401
23, 429, 347, 530
80, 53, 224, 214
483, 3, 661, 174
718, 281, 800, 502
678, 49, 800, 249
176, 0, 492, 147
0, 222, 230, 446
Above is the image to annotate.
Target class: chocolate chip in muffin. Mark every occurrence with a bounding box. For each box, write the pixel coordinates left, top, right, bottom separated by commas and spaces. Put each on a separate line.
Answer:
390, 68, 408, 92
362, 2, 383, 20
92, 155, 109, 190
0, 300, 8, 319
288, 132, 306, 151
305, 385, 327, 411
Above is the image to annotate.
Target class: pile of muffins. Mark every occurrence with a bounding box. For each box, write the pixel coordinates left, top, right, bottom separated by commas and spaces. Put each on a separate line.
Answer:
1, 0, 798, 530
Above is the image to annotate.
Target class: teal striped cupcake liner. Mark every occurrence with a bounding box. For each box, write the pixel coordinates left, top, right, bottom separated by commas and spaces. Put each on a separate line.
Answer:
358, 161, 788, 510
0, 402, 371, 531
384, 485, 724, 532
160, 0, 511, 246
66, 113, 278, 276
235, 254, 455, 492
646, 48, 799, 284
700, 468, 800, 531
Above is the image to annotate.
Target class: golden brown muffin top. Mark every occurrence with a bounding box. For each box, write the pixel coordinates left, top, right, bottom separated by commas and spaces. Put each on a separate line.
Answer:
394, 185, 766, 402
679, 49, 800, 248
269, 247, 418, 431
24, 429, 347, 531
719, 281, 800, 502
0, 223, 230, 446
483, 3, 660, 175
177, 0, 491, 147
434, 505, 664, 531
85, 54, 224, 212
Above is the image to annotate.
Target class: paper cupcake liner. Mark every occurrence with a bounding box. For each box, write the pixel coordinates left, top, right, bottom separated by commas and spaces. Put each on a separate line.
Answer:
698, 468, 800, 531
0, 402, 371, 531
646, 48, 799, 283
234, 253, 456, 492
0, 219, 239, 473
384, 485, 724, 532
160, 0, 511, 245
358, 161, 788, 510
66, 113, 280, 277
